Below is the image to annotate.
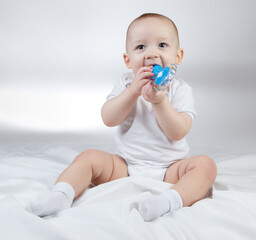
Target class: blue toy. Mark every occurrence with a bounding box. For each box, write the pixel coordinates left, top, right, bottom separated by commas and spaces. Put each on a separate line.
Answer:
151, 64, 177, 91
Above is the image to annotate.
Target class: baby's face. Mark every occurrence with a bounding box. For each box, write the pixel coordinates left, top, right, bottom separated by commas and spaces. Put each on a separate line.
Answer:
124, 17, 183, 74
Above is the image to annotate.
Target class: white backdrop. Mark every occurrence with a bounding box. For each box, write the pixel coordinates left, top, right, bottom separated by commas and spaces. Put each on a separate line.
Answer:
0, 0, 256, 153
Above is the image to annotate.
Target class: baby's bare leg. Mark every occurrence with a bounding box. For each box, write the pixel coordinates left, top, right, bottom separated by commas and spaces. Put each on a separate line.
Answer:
56, 149, 129, 198
138, 155, 216, 221
164, 155, 217, 206
27, 149, 128, 216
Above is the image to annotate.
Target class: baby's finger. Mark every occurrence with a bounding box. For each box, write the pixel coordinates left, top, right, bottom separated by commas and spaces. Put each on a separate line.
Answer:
146, 82, 155, 96
142, 81, 152, 96
139, 71, 155, 81
139, 79, 152, 86
137, 66, 153, 74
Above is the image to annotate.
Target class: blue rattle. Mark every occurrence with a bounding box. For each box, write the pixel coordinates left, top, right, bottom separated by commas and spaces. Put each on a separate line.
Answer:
151, 64, 177, 91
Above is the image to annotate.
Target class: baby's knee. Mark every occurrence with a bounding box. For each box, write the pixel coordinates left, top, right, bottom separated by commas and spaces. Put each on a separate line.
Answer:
197, 155, 217, 182
73, 149, 99, 165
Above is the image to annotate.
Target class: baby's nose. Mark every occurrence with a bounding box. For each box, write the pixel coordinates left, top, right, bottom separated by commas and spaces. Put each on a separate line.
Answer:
145, 47, 159, 59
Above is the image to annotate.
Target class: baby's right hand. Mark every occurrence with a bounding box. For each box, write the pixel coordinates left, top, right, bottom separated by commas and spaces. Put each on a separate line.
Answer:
129, 66, 155, 97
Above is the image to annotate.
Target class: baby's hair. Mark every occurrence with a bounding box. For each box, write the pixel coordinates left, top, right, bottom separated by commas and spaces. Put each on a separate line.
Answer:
126, 13, 180, 51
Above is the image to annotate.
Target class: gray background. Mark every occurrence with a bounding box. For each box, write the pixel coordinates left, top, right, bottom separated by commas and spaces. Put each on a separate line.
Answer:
0, 0, 255, 154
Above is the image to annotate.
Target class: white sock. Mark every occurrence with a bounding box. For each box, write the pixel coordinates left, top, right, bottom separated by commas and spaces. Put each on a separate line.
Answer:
26, 182, 75, 217
138, 189, 183, 221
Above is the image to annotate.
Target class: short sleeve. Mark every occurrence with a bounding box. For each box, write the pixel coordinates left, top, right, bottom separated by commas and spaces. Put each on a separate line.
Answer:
169, 78, 197, 120
107, 72, 133, 100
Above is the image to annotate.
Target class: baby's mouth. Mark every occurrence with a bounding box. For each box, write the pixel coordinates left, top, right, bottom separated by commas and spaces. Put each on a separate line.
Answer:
146, 64, 162, 68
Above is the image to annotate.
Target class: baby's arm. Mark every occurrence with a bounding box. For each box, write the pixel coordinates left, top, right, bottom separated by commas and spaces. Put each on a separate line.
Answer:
101, 66, 154, 127
142, 82, 192, 141
152, 98, 192, 141
101, 87, 138, 127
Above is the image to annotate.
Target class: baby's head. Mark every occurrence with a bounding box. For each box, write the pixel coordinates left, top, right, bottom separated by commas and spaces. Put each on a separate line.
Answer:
123, 13, 184, 74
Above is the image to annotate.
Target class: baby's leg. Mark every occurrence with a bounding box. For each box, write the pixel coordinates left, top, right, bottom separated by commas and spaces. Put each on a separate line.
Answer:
138, 155, 217, 221
27, 149, 128, 216
164, 155, 217, 206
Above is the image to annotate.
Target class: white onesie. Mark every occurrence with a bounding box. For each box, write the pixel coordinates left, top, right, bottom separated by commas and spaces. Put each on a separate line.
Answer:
107, 72, 197, 180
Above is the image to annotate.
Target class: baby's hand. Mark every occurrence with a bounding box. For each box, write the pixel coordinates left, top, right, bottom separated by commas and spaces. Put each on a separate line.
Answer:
129, 66, 154, 97
141, 81, 168, 104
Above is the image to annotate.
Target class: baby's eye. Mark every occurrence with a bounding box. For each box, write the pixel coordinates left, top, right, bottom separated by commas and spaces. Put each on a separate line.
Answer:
136, 45, 146, 50
159, 43, 167, 48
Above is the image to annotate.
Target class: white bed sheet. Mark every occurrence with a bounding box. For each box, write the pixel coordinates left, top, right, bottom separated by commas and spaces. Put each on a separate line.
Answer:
0, 143, 256, 240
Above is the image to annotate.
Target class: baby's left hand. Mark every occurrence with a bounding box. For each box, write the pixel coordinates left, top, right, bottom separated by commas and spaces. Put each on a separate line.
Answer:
141, 81, 168, 104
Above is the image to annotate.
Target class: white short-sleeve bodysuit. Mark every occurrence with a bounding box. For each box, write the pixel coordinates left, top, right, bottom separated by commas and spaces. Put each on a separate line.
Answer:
107, 72, 197, 180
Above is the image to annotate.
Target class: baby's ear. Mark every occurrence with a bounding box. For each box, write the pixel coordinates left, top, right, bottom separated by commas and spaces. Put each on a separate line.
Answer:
175, 48, 184, 65
123, 53, 131, 69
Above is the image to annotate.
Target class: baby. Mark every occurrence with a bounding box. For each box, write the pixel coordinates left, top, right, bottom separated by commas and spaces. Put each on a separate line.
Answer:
27, 13, 217, 221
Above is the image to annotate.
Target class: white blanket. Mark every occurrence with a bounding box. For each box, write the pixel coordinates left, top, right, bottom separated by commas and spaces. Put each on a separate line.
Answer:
0, 145, 256, 240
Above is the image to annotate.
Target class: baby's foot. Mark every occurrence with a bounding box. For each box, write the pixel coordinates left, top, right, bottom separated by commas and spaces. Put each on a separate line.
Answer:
138, 190, 183, 221
138, 192, 170, 221
26, 182, 75, 217
26, 191, 70, 217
